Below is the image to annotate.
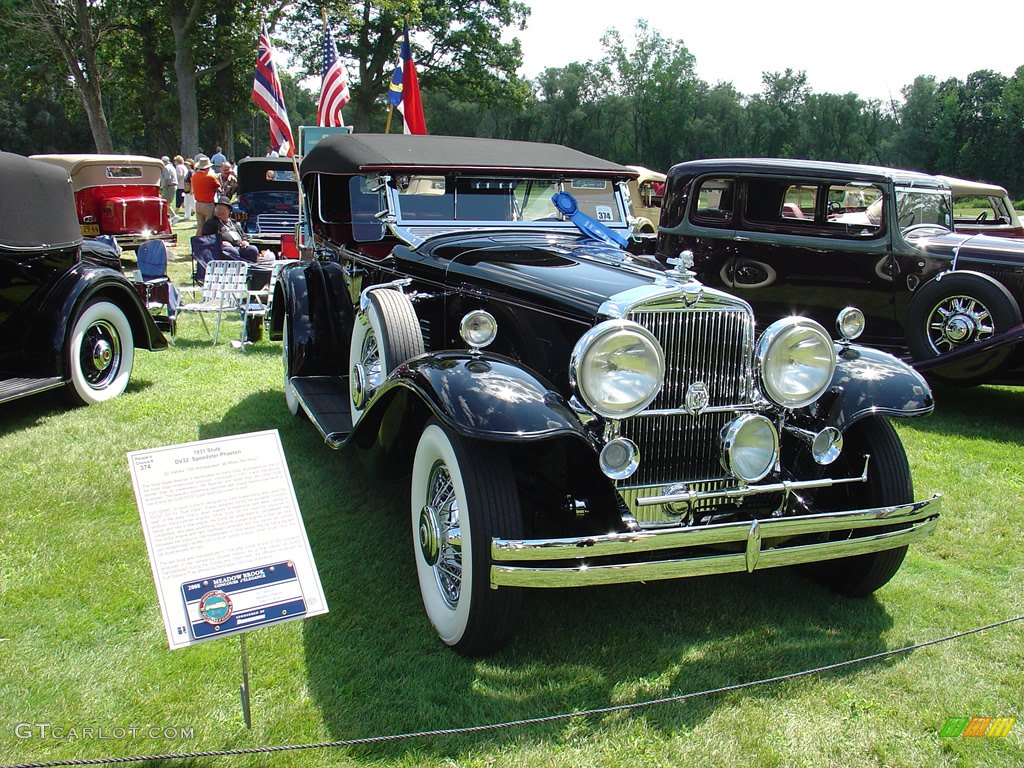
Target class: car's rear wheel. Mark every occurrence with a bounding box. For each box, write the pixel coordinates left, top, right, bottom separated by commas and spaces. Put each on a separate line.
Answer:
348, 289, 423, 425
805, 416, 913, 596
411, 421, 523, 656
66, 300, 134, 406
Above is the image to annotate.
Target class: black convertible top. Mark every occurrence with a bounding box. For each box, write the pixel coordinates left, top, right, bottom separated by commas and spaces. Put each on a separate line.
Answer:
0, 152, 82, 250
301, 134, 636, 178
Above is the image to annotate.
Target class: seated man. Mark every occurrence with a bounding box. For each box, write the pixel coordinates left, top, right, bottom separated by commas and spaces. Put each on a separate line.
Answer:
201, 196, 258, 262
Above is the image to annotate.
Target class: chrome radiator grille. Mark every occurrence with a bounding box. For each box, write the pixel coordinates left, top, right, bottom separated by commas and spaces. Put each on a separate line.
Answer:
617, 303, 755, 519
254, 213, 299, 234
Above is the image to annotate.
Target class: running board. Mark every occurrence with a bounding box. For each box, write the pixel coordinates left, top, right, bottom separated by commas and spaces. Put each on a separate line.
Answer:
290, 375, 352, 448
0, 376, 65, 405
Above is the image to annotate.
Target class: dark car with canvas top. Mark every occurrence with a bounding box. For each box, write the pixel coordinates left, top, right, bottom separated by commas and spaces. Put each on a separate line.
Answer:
658, 158, 1024, 385
0, 152, 167, 406
232, 157, 300, 252
271, 134, 940, 656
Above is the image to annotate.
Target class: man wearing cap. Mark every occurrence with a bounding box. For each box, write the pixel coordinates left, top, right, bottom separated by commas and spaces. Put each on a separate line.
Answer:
191, 156, 221, 235
201, 196, 258, 262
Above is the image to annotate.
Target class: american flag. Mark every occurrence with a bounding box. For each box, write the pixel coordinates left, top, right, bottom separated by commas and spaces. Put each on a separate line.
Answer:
317, 26, 351, 127
251, 23, 294, 156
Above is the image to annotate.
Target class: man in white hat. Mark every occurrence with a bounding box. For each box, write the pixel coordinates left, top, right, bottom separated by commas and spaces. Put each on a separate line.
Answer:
190, 155, 222, 235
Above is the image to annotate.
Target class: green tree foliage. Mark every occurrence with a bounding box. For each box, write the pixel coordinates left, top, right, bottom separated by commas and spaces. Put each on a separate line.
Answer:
281, 0, 530, 132
3, 5, 1024, 201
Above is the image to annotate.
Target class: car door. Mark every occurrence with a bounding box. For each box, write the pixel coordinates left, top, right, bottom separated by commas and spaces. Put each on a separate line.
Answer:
723, 177, 903, 345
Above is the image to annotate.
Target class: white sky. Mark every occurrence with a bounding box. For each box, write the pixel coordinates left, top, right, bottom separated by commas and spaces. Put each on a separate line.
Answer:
512, 1, 1024, 102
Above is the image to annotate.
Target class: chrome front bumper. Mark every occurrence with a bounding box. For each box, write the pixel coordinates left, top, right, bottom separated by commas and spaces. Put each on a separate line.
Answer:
490, 495, 941, 588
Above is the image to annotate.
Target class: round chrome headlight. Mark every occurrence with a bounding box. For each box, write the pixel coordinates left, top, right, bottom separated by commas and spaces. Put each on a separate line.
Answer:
836, 307, 865, 341
570, 320, 665, 419
459, 310, 497, 349
721, 414, 779, 483
756, 317, 836, 409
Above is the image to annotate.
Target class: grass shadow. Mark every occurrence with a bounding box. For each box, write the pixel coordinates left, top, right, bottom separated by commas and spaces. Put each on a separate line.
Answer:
900, 383, 1024, 445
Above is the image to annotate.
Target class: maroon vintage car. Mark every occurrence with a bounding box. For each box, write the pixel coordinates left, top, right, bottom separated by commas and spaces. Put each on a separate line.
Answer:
30, 154, 176, 250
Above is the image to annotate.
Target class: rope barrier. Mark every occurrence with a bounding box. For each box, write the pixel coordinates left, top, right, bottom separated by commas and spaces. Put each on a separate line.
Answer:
4, 613, 1021, 768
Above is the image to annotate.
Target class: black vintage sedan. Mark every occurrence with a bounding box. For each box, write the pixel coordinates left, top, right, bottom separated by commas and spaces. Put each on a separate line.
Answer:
0, 152, 166, 406
658, 158, 1024, 385
271, 134, 940, 656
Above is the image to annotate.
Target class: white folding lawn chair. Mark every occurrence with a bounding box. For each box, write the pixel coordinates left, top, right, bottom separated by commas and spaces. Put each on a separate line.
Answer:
178, 260, 261, 345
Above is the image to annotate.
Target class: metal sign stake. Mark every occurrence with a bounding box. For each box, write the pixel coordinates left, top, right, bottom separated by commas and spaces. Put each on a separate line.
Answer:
239, 634, 252, 729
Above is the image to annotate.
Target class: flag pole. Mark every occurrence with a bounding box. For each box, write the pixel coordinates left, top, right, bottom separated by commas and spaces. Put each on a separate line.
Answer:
384, 105, 394, 134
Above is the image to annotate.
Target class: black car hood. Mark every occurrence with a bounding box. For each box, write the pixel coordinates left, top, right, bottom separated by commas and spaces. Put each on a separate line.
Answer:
416, 231, 727, 320
917, 231, 1024, 267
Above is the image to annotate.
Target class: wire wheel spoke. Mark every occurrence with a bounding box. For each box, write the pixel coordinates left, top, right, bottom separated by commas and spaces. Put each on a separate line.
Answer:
427, 464, 462, 607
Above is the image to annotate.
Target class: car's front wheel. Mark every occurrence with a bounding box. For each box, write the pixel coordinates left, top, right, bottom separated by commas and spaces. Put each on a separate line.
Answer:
411, 420, 523, 656
805, 416, 913, 596
66, 300, 134, 406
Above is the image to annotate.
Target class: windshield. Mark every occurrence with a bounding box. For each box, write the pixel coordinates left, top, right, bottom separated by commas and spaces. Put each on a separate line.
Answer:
895, 187, 952, 233
392, 175, 626, 225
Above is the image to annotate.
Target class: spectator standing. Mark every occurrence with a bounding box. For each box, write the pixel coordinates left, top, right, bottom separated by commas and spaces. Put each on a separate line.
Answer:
210, 146, 227, 167
266, 145, 279, 157
191, 156, 222, 235
217, 161, 238, 200
182, 159, 196, 219
173, 155, 187, 217
159, 156, 178, 215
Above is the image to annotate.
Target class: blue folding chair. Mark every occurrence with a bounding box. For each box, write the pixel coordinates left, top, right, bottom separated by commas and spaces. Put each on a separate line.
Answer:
190, 234, 220, 285
135, 239, 179, 336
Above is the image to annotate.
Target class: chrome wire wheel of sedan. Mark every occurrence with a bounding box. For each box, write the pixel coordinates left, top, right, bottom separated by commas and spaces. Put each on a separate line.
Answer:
349, 289, 423, 425
924, 294, 996, 354
411, 420, 523, 656
66, 300, 134, 406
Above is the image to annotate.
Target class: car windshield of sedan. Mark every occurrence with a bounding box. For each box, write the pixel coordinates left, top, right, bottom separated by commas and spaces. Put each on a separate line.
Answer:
391, 175, 626, 226
895, 187, 952, 232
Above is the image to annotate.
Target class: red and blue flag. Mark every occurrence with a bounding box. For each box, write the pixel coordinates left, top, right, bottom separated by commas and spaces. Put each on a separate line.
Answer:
251, 24, 294, 156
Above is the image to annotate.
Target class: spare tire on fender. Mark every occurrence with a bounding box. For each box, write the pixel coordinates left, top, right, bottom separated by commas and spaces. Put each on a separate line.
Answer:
905, 271, 1021, 384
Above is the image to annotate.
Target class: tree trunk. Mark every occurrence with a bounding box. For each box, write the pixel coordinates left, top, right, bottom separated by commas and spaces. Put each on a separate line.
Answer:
168, 2, 200, 157
30, 0, 113, 152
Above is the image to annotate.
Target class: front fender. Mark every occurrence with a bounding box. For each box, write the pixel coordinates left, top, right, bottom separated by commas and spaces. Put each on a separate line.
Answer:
814, 344, 934, 432
25, 264, 166, 376
351, 350, 596, 446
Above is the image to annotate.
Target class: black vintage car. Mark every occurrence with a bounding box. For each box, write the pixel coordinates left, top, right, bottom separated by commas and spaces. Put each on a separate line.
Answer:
0, 152, 166, 406
271, 134, 940, 656
658, 158, 1024, 385
232, 157, 300, 252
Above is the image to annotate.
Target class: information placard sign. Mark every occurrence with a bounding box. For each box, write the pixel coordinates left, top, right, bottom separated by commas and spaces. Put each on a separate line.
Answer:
127, 430, 327, 649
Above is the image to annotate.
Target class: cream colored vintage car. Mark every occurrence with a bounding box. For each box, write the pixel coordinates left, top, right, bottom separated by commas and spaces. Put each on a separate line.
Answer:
937, 175, 1024, 238
625, 165, 666, 234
